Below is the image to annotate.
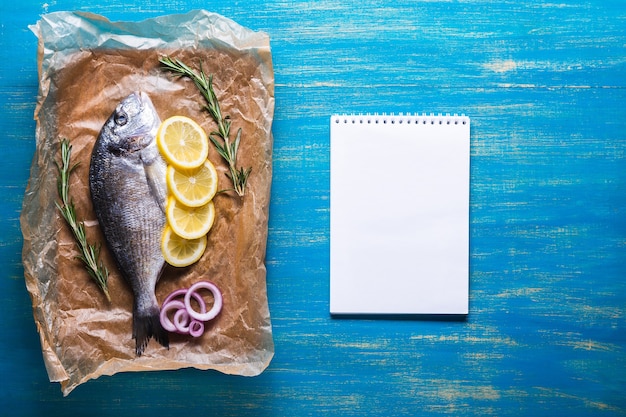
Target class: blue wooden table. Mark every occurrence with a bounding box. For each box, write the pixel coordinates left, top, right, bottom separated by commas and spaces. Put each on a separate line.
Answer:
1, 1, 625, 416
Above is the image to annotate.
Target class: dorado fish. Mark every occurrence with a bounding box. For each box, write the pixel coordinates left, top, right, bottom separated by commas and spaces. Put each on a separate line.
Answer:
89, 91, 169, 355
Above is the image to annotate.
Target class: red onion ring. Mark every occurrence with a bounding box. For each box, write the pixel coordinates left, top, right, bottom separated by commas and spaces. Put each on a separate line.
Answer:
159, 281, 222, 338
163, 288, 189, 306
173, 308, 191, 333
160, 291, 206, 335
184, 281, 223, 322
160, 300, 186, 333
188, 320, 205, 338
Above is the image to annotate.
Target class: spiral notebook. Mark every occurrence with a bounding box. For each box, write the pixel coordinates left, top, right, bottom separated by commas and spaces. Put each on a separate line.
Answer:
330, 114, 470, 316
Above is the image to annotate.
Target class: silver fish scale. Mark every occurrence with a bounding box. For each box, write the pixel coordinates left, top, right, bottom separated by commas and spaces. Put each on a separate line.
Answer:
89, 92, 169, 356
92, 156, 165, 292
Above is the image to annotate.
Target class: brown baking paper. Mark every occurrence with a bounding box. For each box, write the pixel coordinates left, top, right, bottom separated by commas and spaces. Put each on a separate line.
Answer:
21, 10, 274, 396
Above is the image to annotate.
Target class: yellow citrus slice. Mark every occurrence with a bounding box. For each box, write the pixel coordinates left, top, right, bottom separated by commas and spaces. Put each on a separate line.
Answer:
166, 160, 218, 207
166, 196, 215, 240
157, 115, 209, 170
161, 225, 207, 267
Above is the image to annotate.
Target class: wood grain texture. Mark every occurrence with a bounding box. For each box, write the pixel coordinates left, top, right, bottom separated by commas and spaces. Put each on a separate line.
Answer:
1, 0, 624, 416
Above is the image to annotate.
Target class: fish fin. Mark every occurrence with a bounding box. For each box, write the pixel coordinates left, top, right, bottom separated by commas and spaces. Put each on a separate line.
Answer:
133, 304, 170, 356
142, 146, 168, 214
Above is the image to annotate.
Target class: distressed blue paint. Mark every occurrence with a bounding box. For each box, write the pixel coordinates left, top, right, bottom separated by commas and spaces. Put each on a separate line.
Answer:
1, 0, 625, 416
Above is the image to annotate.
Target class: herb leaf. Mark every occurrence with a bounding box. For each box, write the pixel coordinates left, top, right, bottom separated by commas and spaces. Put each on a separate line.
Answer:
56, 138, 111, 302
159, 56, 251, 197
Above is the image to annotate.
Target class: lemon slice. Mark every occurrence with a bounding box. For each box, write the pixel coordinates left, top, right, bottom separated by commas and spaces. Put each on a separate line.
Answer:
166, 160, 218, 207
157, 115, 209, 170
166, 196, 215, 240
161, 225, 207, 267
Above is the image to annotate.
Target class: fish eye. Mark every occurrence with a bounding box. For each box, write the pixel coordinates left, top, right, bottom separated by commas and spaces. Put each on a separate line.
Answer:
114, 111, 128, 126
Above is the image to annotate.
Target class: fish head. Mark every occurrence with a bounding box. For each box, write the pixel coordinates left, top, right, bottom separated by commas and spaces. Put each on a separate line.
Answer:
99, 91, 160, 155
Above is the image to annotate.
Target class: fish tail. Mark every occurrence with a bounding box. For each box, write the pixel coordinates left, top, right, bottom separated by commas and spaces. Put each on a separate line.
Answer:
133, 304, 170, 356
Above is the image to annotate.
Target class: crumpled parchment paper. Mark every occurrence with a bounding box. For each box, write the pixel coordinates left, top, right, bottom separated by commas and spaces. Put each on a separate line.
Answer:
20, 10, 274, 396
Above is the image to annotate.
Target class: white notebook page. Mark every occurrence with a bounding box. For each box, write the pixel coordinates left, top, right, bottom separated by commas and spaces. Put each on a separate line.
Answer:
330, 114, 470, 315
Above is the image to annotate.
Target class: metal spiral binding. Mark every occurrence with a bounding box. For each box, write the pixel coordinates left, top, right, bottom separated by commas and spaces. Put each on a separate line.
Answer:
331, 113, 469, 126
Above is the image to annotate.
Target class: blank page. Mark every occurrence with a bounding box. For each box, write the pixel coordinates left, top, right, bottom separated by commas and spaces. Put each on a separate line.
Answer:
330, 114, 470, 315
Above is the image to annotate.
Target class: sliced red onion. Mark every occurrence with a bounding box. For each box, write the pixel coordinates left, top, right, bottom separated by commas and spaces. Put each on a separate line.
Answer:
160, 300, 186, 333
160, 281, 222, 338
184, 281, 223, 322
161, 291, 207, 334
163, 288, 189, 306
188, 320, 205, 338
173, 308, 191, 334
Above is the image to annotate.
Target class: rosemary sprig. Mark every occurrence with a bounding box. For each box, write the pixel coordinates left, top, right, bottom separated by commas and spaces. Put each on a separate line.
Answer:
159, 56, 252, 197
55, 138, 111, 302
